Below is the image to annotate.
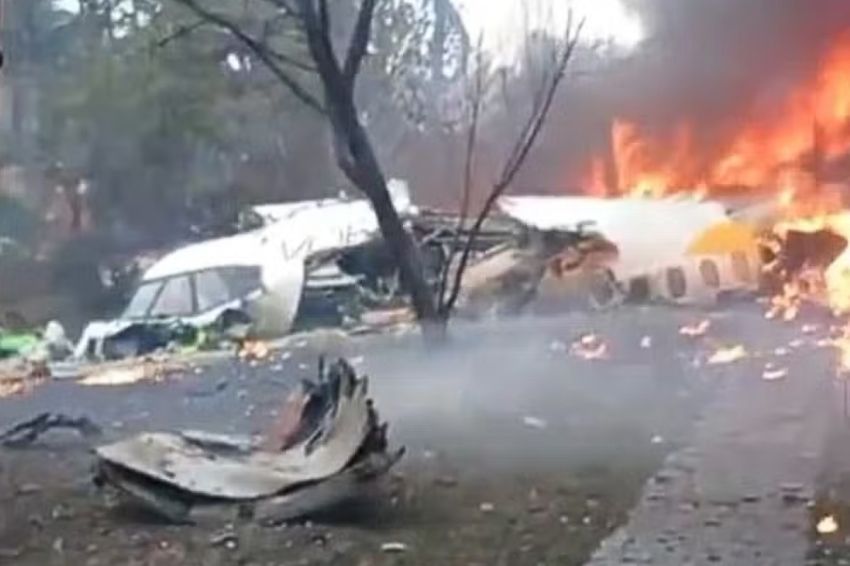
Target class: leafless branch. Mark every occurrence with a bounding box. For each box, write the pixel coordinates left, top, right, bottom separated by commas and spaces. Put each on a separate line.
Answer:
259, 0, 301, 17
343, 0, 376, 86
442, 16, 584, 314
437, 36, 485, 309
173, 0, 325, 114
156, 19, 207, 48
318, 0, 330, 37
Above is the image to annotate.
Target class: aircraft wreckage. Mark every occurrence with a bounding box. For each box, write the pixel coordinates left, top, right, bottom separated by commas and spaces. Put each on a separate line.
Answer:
92, 358, 403, 524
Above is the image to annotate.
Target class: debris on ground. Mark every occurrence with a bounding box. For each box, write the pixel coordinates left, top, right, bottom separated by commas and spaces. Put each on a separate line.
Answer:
570, 333, 609, 360
817, 515, 840, 534
78, 358, 186, 387
0, 366, 48, 398
706, 344, 749, 365
380, 542, 409, 554
680, 319, 711, 338
522, 416, 548, 430
93, 357, 403, 524
237, 339, 271, 362
0, 412, 101, 448
762, 363, 789, 381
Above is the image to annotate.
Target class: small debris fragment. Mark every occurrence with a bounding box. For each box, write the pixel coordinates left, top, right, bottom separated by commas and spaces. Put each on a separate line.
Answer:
479, 502, 495, 513
434, 476, 458, 488
16, 483, 41, 495
209, 528, 239, 549
0, 547, 22, 559
817, 515, 839, 534
680, 320, 710, 337
651, 435, 664, 445
706, 345, 748, 365
50, 504, 73, 521
522, 416, 548, 430
381, 542, 408, 554
0, 413, 101, 448
570, 334, 608, 360
640, 336, 653, 349
762, 364, 788, 381
239, 340, 270, 361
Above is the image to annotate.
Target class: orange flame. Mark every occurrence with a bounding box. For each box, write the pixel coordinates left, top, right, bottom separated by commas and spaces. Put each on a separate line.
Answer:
706, 344, 749, 365
588, 32, 850, 198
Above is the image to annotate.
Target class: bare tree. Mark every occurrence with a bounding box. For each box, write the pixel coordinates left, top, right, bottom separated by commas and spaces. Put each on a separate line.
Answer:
437, 15, 584, 317
172, 0, 443, 337
172, 0, 581, 338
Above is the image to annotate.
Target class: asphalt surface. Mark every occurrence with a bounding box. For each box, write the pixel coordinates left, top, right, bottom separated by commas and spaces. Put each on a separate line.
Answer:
0, 307, 841, 565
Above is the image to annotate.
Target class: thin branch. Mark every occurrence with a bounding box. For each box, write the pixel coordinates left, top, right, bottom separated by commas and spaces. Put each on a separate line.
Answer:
156, 19, 207, 48
261, 0, 300, 15
443, 17, 584, 314
318, 0, 330, 37
343, 0, 377, 86
265, 45, 317, 72
173, 0, 325, 114
438, 36, 485, 309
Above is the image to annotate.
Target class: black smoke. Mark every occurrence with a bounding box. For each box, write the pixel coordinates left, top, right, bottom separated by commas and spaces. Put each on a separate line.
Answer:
512, 0, 850, 194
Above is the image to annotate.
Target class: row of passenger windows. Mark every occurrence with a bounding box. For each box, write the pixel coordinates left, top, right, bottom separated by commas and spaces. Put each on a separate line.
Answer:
627, 252, 754, 301
666, 252, 754, 299
123, 266, 263, 319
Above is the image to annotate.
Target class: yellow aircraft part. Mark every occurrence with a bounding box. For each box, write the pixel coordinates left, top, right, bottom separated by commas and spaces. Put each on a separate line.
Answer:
687, 221, 759, 256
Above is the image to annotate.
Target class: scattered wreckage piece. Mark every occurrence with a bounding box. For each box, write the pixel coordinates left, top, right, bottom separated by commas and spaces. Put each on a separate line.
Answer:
93, 357, 403, 524
77, 357, 188, 387
0, 412, 101, 448
453, 227, 617, 317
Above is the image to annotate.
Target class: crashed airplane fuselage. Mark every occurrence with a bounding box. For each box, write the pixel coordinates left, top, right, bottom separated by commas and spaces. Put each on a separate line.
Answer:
75, 182, 414, 359
498, 195, 764, 308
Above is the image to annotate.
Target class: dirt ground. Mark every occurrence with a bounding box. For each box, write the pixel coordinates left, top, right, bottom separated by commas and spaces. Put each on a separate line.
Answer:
0, 309, 757, 565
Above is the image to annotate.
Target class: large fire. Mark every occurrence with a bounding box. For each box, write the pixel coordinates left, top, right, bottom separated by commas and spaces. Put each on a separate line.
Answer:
582, 31, 850, 319
588, 32, 850, 197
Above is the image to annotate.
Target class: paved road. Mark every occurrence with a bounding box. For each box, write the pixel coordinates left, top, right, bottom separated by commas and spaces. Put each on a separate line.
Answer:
588, 314, 839, 565
0, 308, 836, 565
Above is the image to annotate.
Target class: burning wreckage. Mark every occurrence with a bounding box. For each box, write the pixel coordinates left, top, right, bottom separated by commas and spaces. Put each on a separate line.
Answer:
9, 179, 849, 372
92, 357, 403, 523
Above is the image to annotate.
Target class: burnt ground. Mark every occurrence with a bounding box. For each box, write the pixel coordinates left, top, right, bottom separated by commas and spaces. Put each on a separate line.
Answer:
0, 307, 839, 565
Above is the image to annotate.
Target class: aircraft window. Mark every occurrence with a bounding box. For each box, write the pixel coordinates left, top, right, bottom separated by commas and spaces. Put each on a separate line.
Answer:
123, 281, 163, 319
150, 275, 194, 317
666, 268, 687, 299
732, 252, 753, 283
221, 266, 263, 298
627, 277, 651, 302
589, 269, 618, 307
699, 259, 721, 288
195, 269, 232, 312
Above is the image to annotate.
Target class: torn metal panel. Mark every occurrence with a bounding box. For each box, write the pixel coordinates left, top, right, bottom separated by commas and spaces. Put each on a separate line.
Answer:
93, 358, 402, 523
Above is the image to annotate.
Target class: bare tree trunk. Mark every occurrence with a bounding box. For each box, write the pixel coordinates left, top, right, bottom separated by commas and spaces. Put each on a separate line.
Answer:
173, 0, 445, 339
316, 44, 443, 337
